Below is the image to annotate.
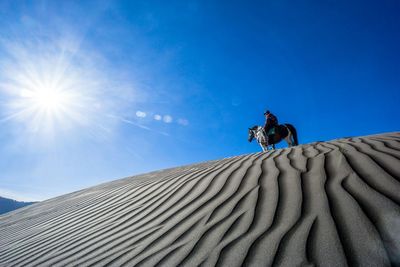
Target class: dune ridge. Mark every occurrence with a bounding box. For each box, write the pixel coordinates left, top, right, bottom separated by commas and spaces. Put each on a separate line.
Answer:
0, 132, 400, 266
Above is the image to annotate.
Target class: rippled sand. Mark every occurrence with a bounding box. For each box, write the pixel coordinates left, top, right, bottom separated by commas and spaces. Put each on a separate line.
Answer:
1, 132, 399, 266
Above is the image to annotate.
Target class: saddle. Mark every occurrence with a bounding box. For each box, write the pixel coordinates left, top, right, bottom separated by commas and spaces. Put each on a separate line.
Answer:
267, 125, 286, 144
267, 125, 277, 136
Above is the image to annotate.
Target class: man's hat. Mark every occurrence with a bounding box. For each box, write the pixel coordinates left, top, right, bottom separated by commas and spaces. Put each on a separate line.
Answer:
264, 110, 270, 115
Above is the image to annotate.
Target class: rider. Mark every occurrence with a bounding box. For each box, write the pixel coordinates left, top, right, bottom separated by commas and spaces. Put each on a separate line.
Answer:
263, 110, 278, 136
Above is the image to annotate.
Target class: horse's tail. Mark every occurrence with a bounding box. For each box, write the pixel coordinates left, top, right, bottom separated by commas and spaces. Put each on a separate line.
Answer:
285, 124, 299, 146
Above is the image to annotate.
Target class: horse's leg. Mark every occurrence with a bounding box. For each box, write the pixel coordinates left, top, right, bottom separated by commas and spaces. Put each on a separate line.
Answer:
285, 126, 293, 147
260, 143, 266, 152
263, 142, 268, 151
285, 135, 292, 147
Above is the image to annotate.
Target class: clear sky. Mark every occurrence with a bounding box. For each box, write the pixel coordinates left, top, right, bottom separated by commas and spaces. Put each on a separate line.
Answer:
0, 0, 399, 201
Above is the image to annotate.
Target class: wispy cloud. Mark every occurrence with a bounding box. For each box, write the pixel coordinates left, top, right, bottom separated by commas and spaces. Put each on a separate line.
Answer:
121, 117, 151, 131
109, 114, 169, 136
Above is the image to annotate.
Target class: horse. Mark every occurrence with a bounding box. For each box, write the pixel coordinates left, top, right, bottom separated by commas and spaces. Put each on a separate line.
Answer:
248, 124, 298, 151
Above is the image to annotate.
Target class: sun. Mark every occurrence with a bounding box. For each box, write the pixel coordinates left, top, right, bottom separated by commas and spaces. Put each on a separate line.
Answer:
20, 87, 69, 112
11, 77, 80, 135
1, 51, 92, 136
34, 89, 64, 110
0, 38, 123, 140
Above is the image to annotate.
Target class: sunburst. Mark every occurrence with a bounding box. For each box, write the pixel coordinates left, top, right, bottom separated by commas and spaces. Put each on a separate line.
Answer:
0, 37, 105, 139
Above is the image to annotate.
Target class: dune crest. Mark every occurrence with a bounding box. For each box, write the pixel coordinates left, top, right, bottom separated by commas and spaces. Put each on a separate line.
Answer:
1, 132, 400, 266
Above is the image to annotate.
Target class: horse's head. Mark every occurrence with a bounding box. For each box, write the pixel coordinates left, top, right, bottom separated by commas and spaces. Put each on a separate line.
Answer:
248, 129, 254, 142
248, 126, 258, 142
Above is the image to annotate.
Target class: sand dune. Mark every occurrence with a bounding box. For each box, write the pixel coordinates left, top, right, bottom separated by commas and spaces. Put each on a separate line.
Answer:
1, 132, 400, 266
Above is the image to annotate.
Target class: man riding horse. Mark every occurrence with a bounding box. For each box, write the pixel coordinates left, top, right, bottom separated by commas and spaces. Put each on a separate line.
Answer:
248, 110, 299, 151
263, 110, 278, 144
248, 110, 298, 151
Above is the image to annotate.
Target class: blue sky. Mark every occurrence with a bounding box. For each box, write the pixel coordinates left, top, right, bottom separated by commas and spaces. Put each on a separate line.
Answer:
0, 0, 399, 201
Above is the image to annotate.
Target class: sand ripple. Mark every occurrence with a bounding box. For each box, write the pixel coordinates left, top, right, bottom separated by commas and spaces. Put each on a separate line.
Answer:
1, 132, 400, 266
